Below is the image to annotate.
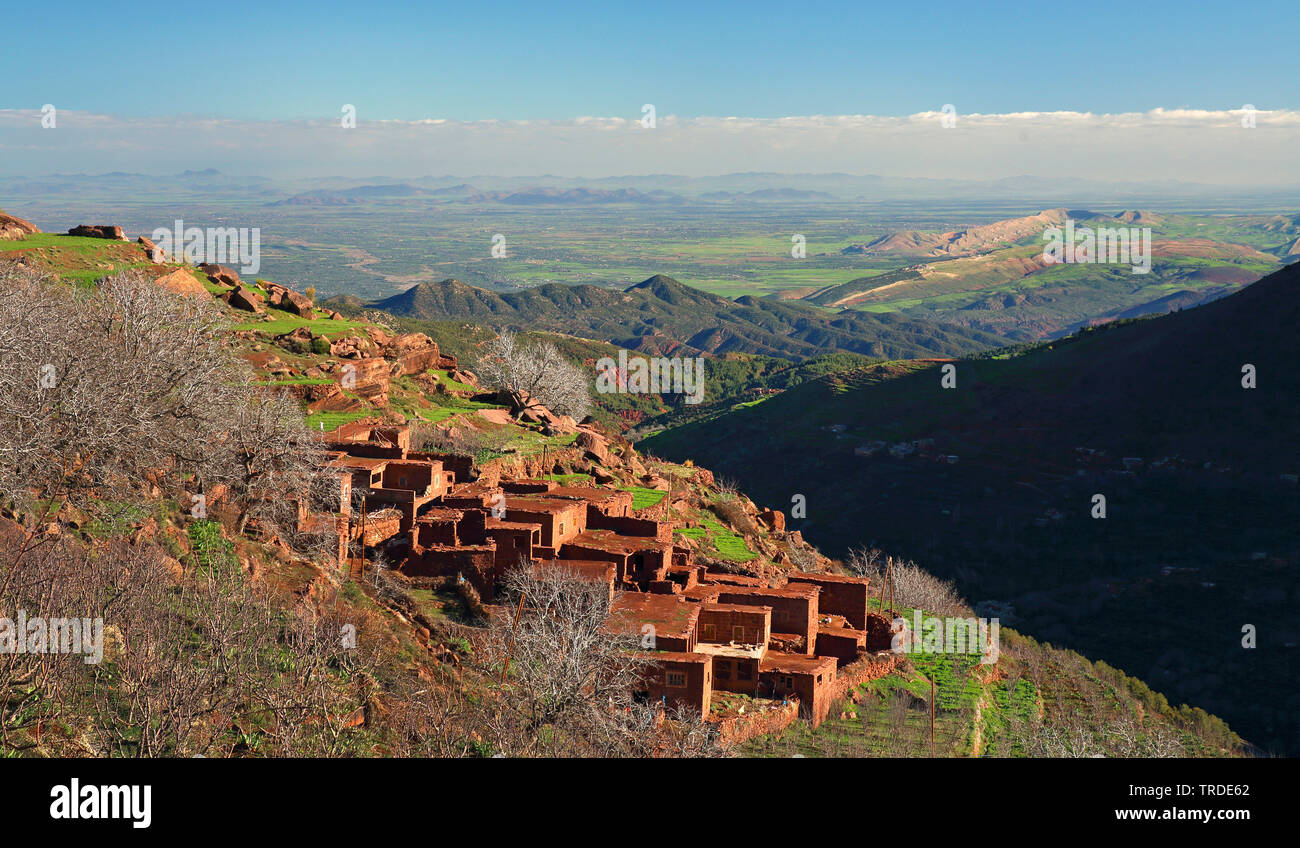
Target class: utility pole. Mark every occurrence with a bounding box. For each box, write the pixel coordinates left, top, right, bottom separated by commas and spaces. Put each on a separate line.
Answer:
500, 593, 527, 685
929, 675, 936, 758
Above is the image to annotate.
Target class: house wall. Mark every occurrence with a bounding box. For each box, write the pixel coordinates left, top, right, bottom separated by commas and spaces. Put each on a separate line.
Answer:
788, 573, 871, 630
641, 655, 711, 720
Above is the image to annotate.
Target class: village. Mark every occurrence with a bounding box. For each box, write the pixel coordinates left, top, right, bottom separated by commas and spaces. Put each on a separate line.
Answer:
297, 392, 905, 730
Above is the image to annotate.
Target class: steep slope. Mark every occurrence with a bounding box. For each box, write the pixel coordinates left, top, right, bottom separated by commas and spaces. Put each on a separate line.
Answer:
375, 274, 1004, 360
642, 260, 1300, 753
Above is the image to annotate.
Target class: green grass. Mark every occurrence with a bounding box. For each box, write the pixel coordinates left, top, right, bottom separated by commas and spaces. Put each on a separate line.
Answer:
234, 307, 370, 336
674, 512, 756, 562
619, 485, 667, 510
428, 368, 476, 392
304, 410, 368, 432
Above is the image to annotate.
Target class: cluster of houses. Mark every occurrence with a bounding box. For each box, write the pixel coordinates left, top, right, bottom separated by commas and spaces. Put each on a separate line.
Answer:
303, 420, 897, 726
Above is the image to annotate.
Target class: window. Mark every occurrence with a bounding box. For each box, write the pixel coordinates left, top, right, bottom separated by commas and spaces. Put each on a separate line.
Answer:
737, 662, 752, 682
701, 623, 716, 641
781, 675, 793, 689
716, 660, 731, 680
732, 625, 746, 642
666, 671, 686, 688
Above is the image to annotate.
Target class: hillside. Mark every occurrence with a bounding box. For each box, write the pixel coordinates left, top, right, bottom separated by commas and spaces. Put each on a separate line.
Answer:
641, 260, 1300, 754
372, 274, 1004, 360
0, 223, 1248, 759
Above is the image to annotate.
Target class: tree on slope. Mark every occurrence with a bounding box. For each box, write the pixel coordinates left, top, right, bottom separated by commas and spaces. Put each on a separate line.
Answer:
475, 331, 591, 421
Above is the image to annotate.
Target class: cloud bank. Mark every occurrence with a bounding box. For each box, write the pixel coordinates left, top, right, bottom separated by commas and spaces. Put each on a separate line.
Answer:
2, 108, 1297, 184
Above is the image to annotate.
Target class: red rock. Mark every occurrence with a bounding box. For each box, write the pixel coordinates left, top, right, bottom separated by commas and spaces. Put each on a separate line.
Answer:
0, 210, 39, 240
68, 224, 125, 240
759, 508, 786, 532
198, 263, 241, 287
229, 284, 265, 313
154, 268, 208, 298
282, 289, 314, 317
137, 236, 166, 263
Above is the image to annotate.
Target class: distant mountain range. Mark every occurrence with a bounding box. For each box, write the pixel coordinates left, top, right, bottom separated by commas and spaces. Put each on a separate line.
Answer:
271, 184, 844, 206
357, 274, 1004, 360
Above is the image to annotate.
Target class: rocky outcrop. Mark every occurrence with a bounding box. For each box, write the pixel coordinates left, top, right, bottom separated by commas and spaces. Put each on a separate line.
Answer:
68, 225, 126, 240
199, 263, 241, 287
0, 210, 39, 240
388, 332, 442, 375
229, 284, 266, 313
575, 430, 612, 465
137, 236, 166, 263
265, 282, 315, 317
154, 268, 208, 298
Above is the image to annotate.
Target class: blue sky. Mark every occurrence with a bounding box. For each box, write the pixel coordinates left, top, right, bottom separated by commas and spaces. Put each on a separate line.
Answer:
4, 0, 1295, 121
2, 1, 1297, 181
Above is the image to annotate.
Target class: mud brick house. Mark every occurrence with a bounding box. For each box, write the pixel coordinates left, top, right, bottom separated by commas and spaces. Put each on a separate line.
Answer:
758, 653, 838, 726
715, 585, 820, 655
814, 625, 867, 666
532, 559, 618, 607
605, 593, 701, 652
695, 604, 770, 694
787, 572, 871, 630
316, 419, 885, 727
637, 652, 713, 720
561, 529, 673, 590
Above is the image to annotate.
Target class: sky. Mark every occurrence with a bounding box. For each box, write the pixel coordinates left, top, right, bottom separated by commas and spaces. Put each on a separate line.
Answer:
1, 0, 1297, 181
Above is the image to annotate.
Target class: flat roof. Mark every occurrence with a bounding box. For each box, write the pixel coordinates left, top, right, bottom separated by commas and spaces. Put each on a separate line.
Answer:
694, 642, 767, 660
534, 559, 615, 582
637, 651, 710, 665
760, 652, 837, 675
505, 496, 586, 514
701, 603, 772, 616
606, 593, 700, 639
567, 529, 670, 555
485, 518, 542, 532
326, 456, 389, 471
788, 572, 871, 587
715, 585, 819, 601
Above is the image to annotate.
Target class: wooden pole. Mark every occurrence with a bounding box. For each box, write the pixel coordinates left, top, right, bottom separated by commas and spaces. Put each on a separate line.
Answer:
499, 592, 527, 685
930, 675, 936, 757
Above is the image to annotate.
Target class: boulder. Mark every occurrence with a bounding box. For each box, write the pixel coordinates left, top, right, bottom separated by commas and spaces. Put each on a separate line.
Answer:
154, 268, 208, 298
450, 369, 480, 388
575, 430, 611, 465
198, 263, 241, 287
0, 210, 39, 240
229, 284, 265, 313
275, 326, 314, 346
282, 289, 315, 317
758, 508, 786, 533
68, 224, 125, 240
137, 236, 166, 263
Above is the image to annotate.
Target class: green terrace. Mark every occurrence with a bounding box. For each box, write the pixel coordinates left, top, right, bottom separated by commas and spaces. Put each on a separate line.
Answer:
674, 510, 756, 562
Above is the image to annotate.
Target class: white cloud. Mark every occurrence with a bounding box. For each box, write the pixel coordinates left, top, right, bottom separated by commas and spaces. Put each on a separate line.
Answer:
1, 108, 1297, 183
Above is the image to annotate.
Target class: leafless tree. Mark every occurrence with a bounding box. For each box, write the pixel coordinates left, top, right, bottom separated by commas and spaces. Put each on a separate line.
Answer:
475, 331, 591, 420
887, 558, 969, 617
207, 387, 330, 540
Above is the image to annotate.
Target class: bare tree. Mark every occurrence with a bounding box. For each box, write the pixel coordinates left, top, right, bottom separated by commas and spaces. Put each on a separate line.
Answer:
0, 263, 242, 576
207, 387, 330, 540
475, 331, 591, 421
